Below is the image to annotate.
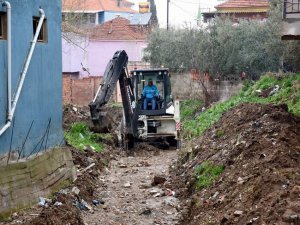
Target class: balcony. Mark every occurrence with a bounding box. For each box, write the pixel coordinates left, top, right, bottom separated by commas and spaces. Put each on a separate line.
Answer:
282, 0, 300, 40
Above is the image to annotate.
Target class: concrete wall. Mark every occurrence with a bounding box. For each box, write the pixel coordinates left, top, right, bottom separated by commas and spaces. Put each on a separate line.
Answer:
62, 35, 147, 78
170, 73, 242, 101
0, 0, 63, 157
0, 148, 76, 220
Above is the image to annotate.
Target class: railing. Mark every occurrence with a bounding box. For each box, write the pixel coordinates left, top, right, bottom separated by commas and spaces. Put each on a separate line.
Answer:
284, 0, 300, 19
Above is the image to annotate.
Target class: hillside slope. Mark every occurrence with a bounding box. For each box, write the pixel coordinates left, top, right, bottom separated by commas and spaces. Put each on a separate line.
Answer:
174, 74, 300, 225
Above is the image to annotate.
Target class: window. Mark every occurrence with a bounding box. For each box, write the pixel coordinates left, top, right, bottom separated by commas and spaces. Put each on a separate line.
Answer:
0, 12, 7, 40
33, 17, 47, 43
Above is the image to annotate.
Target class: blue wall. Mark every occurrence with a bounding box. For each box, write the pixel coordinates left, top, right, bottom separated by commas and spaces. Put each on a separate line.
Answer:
98, 11, 133, 24
0, 0, 63, 157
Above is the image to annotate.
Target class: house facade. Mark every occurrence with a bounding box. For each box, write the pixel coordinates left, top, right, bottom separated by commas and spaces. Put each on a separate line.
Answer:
62, 16, 149, 105
62, 17, 148, 77
0, 0, 64, 157
282, 0, 300, 40
203, 0, 269, 23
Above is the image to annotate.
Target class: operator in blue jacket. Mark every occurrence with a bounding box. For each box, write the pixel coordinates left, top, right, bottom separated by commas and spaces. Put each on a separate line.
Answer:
142, 79, 159, 110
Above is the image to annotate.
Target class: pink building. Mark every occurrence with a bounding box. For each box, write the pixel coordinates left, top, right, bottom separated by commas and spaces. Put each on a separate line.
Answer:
62, 17, 149, 78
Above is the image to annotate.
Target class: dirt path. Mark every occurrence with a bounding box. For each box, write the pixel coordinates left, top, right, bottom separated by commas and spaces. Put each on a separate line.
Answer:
82, 149, 181, 225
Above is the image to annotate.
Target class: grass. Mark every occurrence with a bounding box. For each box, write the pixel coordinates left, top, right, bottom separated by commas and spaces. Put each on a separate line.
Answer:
183, 73, 300, 139
181, 98, 203, 122
195, 161, 224, 191
65, 122, 103, 152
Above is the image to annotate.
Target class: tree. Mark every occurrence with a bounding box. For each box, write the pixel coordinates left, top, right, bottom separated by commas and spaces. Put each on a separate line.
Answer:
148, 0, 158, 26
144, 2, 300, 79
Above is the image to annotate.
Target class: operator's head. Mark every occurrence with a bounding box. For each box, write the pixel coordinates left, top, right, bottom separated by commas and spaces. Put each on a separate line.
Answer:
148, 79, 153, 86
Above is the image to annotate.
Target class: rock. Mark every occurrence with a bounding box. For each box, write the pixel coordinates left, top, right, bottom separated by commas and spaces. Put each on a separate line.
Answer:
72, 186, 80, 195
152, 175, 166, 186
149, 189, 159, 194
140, 207, 152, 215
153, 193, 161, 197
291, 185, 300, 198
12, 212, 18, 219
237, 177, 244, 184
282, 209, 299, 223
234, 210, 244, 216
102, 203, 108, 210
220, 214, 230, 224
54, 201, 63, 206
124, 182, 131, 188
247, 217, 259, 225
119, 164, 127, 168
212, 191, 220, 199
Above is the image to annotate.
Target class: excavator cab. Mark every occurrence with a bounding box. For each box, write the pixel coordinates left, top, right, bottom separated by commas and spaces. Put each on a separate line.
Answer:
131, 69, 173, 116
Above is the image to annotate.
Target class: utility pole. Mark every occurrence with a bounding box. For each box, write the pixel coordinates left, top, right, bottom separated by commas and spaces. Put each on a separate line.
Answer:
167, 0, 170, 30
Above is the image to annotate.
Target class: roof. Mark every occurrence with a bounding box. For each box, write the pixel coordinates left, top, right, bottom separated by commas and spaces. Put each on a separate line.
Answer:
215, 0, 269, 12
62, 0, 137, 13
89, 17, 147, 41
130, 13, 152, 25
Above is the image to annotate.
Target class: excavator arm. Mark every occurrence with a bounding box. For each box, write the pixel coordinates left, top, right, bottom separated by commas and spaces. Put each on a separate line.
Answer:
89, 50, 136, 135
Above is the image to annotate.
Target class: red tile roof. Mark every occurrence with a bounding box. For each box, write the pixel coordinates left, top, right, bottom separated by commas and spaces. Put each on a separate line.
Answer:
63, 0, 136, 13
216, 0, 269, 9
89, 17, 147, 41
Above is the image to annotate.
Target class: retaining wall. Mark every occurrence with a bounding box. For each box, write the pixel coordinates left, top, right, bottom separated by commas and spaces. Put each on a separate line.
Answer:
0, 148, 76, 220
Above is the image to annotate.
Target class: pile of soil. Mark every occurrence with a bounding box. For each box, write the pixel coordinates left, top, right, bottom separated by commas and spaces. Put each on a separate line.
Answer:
63, 105, 90, 129
25, 146, 114, 225
173, 103, 300, 225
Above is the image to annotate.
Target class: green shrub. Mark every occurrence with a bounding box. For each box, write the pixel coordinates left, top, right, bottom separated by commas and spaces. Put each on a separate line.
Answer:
65, 122, 103, 152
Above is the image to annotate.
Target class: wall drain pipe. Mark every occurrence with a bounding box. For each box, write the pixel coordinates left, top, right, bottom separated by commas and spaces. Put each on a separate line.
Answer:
0, 1, 12, 136
10, 9, 45, 121
0, 7, 45, 136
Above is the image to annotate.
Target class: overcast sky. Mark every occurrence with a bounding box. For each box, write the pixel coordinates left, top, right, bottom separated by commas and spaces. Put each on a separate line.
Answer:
129, 0, 225, 28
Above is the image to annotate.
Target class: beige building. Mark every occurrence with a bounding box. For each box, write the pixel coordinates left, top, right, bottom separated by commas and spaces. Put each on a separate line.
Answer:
282, 0, 300, 40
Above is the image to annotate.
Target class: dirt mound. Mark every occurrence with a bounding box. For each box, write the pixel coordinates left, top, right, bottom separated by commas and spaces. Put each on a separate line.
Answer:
63, 105, 90, 129
23, 146, 114, 225
173, 103, 300, 225
26, 195, 84, 225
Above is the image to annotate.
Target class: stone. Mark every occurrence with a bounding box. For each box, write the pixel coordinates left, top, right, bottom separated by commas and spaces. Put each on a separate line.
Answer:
282, 209, 299, 223
237, 177, 244, 184
153, 193, 161, 197
124, 182, 131, 188
234, 210, 244, 216
72, 186, 80, 195
220, 214, 230, 224
291, 185, 300, 198
140, 207, 151, 215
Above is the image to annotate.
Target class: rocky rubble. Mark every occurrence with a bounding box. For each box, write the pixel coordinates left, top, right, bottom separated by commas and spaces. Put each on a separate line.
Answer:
173, 103, 300, 225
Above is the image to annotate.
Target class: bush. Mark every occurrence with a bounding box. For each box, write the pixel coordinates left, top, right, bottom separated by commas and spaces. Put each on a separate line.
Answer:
65, 122, 103, 152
